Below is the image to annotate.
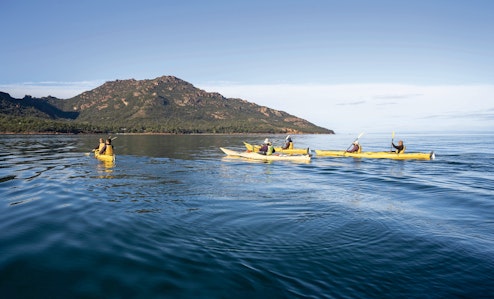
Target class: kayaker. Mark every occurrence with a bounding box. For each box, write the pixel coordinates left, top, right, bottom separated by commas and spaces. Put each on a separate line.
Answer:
346, 141, 360, 153
94, 138, 105, 152
282, 135, 293, 150
259, 138, 275, 155
267, 142, 275, 155
392, 140, 405, 153
99, 138, 114, 155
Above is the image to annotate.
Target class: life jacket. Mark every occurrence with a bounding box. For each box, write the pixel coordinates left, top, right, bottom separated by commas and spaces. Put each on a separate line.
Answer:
288, 142, 294, 149
105, 145, 114, 156
396, 146, 406, 154
267, 145, 275, 155
98, 142, 105, 152
357, 145, 362, 153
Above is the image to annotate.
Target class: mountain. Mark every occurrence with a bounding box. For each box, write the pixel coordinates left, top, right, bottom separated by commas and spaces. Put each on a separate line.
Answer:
0, 76, 334, 134
0, 92, 78, 119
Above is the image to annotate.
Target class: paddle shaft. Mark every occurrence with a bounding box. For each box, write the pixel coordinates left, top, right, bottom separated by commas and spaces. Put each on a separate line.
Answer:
346, 132, 364, 151
391, 131, 395, 152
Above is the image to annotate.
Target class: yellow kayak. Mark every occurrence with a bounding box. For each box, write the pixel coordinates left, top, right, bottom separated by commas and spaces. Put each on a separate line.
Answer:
243, 142, 309, 155
314, 150, 434, 160
221, 147, 311, 163
94, 150, 116, 163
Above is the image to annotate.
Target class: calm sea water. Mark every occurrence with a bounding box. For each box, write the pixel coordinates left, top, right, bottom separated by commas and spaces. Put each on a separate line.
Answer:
0, 133, 493, 298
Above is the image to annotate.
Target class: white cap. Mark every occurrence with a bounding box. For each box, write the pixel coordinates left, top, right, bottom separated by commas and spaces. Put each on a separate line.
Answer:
264, 138, 270, 144
353, 140, 359, 145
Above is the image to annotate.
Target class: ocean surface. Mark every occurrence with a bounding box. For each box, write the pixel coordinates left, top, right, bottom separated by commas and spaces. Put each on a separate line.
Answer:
0, 133, 493, 298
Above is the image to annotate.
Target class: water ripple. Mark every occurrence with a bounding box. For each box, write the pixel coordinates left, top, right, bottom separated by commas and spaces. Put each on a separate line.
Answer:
0, 134, 493, 298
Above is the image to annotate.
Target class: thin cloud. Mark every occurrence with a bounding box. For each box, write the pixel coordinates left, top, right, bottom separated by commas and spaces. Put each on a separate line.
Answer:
376, 102, 397, 106
336, 100, 366, 106
456, 109, 494, 120
373, 93, 423, 100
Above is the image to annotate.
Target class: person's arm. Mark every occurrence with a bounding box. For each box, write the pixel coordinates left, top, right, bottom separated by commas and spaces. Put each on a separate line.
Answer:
99, 144, 107, 154
392, 143, 403, 151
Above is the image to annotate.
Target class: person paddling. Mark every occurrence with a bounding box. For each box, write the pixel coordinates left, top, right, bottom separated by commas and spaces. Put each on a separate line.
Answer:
258, 138, 275, 155
282, 135, 293, 150
99, 138, 114, 155
392, 140, 405, 153
94, 138, 105, 152
346, 141, 360, 153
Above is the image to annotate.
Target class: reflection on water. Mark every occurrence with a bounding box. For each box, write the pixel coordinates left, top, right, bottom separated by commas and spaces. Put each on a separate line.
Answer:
96, 159, 115, 178
221, 156, 275, 164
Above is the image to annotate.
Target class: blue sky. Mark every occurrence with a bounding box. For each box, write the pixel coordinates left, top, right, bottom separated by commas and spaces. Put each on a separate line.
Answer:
1, 0, 493, 133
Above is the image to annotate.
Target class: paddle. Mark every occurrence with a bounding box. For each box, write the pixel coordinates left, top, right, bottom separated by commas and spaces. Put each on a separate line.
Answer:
391, 131, 395, 152
346, 132, 364, 152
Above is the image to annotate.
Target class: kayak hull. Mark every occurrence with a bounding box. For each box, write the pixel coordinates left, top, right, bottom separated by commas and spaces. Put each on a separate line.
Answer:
244, 142, 309, 155
314, 150, 434, 160
221, 147, 311, 162
95, 151, 116, 163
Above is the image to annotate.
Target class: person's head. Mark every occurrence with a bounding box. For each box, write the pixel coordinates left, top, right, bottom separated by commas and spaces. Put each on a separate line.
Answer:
398, 140, 403, 145
353, 140, 359, 145
99, 138, 104, 143
106, 139, 112, 145
264, 138, 270, 144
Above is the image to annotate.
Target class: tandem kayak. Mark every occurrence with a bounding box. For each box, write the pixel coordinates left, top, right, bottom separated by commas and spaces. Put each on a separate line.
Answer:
94, 151, 116, 163
220, 147, 311, 162
314, 150, 435, 160
243, 142, 309, 155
